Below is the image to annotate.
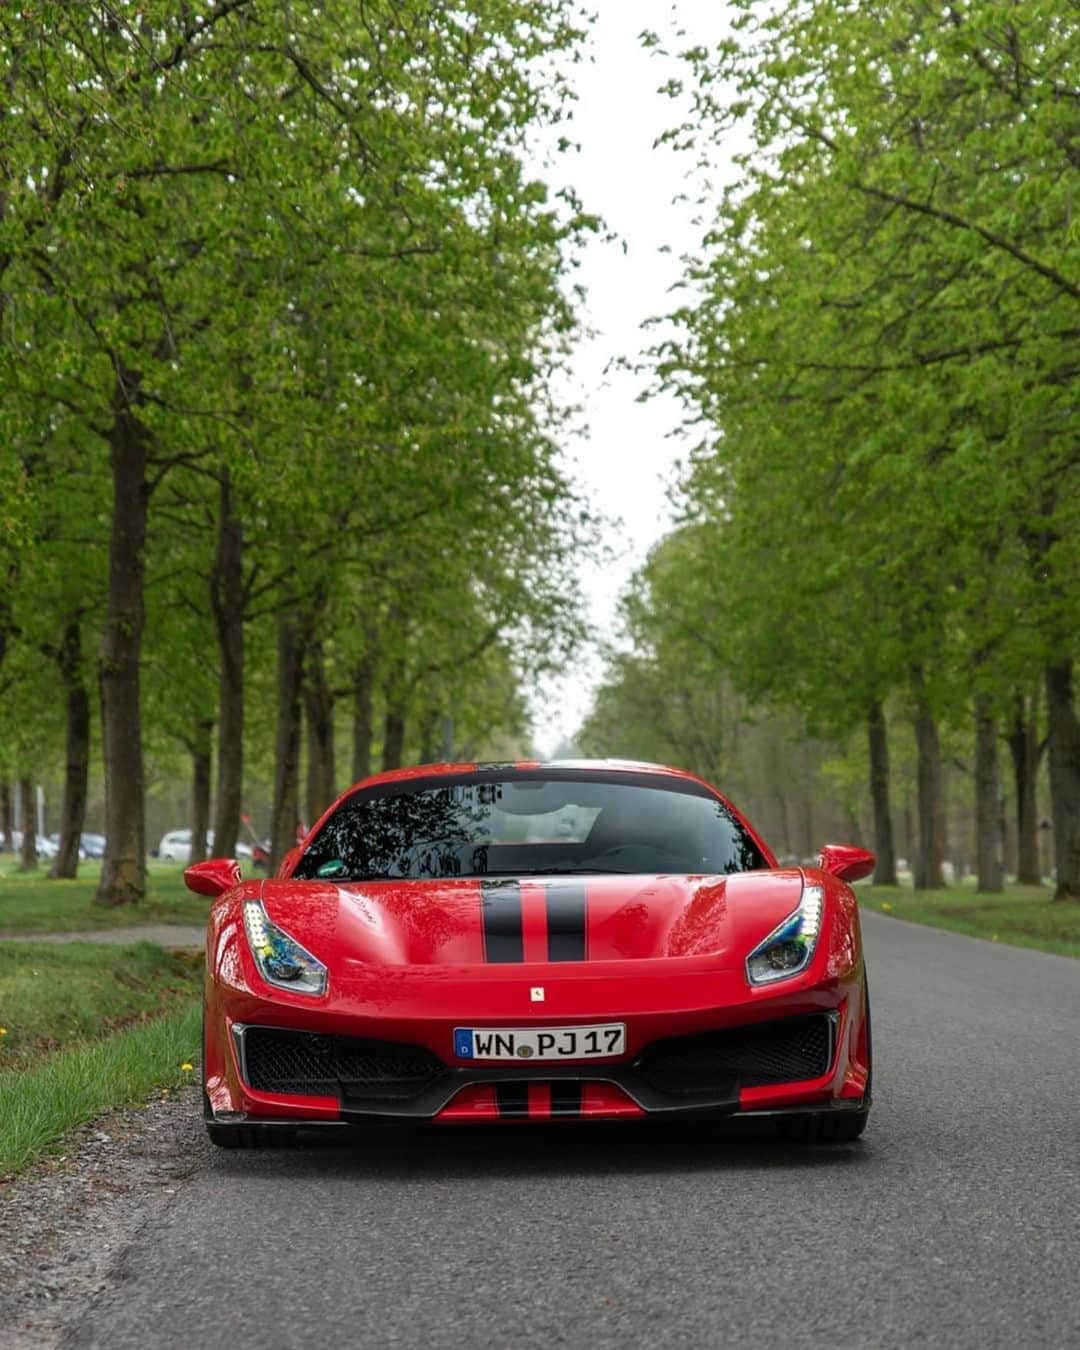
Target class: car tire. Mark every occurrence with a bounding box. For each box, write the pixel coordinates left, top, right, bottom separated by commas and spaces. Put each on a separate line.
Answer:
775, 1108, 869, 1142
777, 977, 872, 1144
206, 1123, 298, 1149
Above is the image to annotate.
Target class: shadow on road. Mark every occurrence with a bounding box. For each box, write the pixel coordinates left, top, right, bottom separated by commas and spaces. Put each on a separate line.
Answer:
207, 1118, 874, 1181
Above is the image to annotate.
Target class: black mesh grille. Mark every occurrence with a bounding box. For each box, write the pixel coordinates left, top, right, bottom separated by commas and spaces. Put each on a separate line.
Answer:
244, 1027, 443, 1101
636, 1014, 834, 1095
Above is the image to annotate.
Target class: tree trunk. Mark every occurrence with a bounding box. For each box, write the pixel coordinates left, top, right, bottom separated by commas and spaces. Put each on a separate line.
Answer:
1045, 660, 1080, 900
95, 377, 148, 907
50, 617, 90, 880
304, 641, 336, 825
773, 790, 792, 859
418, 708, 438, 765
800, 792, 814, 859
867, 699, 897, 885
209, 469, 245, 859
351, 654, 375, 784
0, 780, 11, 852
973, 696, 1003, 893
382, 669, 407, 772
269, 613, 305, 872
17, 775, 37, 870
1007, 690, 1042, 885
381, 610, 407, 772
190, 719, 213, 864
912, 702, 946, 890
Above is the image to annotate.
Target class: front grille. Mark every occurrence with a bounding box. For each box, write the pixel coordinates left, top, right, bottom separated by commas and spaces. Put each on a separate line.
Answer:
243, 1027, 444, 1101
636, 1014, 834, 1096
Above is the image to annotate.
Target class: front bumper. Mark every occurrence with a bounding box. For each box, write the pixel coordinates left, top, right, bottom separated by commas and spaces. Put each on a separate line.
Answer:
203, 916, 869, 1126
205, 996, 868, 1126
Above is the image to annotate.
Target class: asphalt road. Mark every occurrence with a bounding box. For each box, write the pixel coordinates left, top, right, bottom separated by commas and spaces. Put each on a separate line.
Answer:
67, 912, 1080, 1349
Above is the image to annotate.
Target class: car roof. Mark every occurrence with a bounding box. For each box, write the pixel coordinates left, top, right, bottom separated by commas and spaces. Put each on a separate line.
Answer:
344, 758, 708, 792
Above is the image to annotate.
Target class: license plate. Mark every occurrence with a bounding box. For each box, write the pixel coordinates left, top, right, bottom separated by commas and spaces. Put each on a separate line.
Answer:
453, 1023, 626, 1062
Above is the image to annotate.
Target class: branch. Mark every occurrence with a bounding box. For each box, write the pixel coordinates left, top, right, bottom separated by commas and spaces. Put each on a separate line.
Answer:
854, 182, 1080, 301
786, 114, 1080, 301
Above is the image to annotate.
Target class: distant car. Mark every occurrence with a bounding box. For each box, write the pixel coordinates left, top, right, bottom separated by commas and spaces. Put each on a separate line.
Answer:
11, 830, 60, 858
187, 759, 874, 1149
158, 828, 251, 863
80, 833, 106, 859
46, 833, 88, 860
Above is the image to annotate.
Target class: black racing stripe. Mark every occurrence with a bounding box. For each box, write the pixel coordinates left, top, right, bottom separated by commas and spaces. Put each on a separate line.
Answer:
481, 879, 523, 963
546, 880, 587, 961
495, 1082, 529, 1118
550, 1082, 582, 1117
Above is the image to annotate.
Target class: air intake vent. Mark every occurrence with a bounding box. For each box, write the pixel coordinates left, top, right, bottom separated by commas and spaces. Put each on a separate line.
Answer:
244, 1027, 443, 1101
636, 1014, 834, 1096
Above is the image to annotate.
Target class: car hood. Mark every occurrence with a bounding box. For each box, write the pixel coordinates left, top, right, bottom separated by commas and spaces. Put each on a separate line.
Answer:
259, 869, 806, 967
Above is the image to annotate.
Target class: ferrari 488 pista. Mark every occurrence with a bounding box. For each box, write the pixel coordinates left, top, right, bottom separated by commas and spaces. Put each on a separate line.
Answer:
186, 760, 873, 1147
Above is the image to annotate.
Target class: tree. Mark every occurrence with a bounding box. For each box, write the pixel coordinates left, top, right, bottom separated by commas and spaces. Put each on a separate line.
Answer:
643, 0, 1078, 892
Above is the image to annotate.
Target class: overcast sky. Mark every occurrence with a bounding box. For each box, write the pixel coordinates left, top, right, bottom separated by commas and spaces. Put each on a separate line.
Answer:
529, 2, 734, 756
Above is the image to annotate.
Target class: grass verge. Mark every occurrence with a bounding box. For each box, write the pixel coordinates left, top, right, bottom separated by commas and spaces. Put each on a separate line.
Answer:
0, 941, 202, 1070
0, 860, 214, 932
0, 1000, 201, 1179
861, 883, 1080, 959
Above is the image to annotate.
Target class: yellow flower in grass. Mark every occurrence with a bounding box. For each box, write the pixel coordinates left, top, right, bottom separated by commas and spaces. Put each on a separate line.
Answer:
180, 1062, 194, 1071
0, 1027, 7, 1036
881, 902, 893, 913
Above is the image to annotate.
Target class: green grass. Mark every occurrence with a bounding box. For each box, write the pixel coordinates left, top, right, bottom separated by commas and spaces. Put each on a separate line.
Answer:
0, 940, 203, 1070
861, 882, 1080, 959
0, 1001, 201, 1178
0, 858, 214, 932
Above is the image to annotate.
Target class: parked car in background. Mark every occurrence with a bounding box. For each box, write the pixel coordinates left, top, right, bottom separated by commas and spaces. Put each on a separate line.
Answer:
158, 828, 252, 863
46, 833, 86, 860
10, 830, 60, 858
80, 833, 107, 859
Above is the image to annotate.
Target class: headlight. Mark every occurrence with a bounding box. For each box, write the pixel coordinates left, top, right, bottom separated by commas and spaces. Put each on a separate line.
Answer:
745, 883, 823, 985
243, 899, 327, 996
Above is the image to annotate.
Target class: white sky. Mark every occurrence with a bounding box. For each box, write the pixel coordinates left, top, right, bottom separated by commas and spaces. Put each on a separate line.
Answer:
529, 2, 736, 756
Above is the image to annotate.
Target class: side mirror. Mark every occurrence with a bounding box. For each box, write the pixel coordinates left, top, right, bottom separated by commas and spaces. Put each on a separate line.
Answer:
277, 846, 303, 879
817, 844, 875, 885
184, 857, 242, 898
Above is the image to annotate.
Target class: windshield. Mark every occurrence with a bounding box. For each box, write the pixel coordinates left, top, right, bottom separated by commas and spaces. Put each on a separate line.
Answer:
293, 772, 765, 881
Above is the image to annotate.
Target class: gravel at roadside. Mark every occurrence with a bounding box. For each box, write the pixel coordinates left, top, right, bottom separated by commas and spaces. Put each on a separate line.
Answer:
0, 1084, 207, 1348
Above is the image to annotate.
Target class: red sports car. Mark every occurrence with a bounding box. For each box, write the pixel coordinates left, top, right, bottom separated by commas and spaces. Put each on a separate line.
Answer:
186, 760, 873, 1147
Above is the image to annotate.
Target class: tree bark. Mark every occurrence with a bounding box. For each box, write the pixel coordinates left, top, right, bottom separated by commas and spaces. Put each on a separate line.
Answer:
867, 699, 898, 885
351, 654, 375, 784
418, 708, 439, 765
0, 780, 11, 852
50, 617, 90, 880
209, 468, 245, 859
269, 613, 305, 872
1045, 660, 1080, 900
912, 701, 946, 889
382, 701, 406, 771
772, 790, 792, 859
17, 775, 37, 870
190, 719, 213, 864
381, 610, 407, 772
304, 641, 336, 825
1007, 690, 1042, 885
95, 375, 148, 907
973, 696, 1003, 893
